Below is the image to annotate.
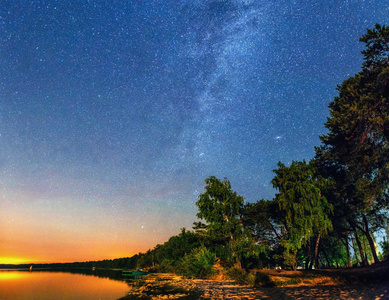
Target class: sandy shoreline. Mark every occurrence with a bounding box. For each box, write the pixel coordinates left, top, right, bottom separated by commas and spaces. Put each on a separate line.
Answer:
118, 272, 389, 300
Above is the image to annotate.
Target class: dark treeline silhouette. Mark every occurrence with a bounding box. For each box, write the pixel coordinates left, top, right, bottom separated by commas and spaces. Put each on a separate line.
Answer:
0, 256, 140, 271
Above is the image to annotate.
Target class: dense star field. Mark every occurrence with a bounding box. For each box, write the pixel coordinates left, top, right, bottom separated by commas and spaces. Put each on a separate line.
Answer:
1, 1, 388, 263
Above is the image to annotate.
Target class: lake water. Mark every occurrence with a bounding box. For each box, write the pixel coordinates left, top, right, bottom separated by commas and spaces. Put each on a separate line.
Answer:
0, 270, 129, 299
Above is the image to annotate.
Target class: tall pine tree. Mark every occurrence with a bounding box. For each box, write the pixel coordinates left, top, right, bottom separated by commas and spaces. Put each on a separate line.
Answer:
316, 24, 389, 264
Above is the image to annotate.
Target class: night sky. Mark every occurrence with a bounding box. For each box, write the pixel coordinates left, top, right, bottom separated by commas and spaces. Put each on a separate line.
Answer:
1, 1, 388, 263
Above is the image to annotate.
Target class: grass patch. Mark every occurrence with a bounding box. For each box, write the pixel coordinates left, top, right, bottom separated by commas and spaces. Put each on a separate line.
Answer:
226, 267, 256, 286
272, 278, 302, 286
119, 274, 201, 300
254, 272, 275, 287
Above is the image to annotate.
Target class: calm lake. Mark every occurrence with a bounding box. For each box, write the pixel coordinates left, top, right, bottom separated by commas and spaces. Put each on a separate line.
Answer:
0, 270, 130, 299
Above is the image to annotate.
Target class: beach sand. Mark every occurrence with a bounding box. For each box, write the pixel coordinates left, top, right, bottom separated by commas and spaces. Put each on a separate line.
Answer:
118, 271, 389, 300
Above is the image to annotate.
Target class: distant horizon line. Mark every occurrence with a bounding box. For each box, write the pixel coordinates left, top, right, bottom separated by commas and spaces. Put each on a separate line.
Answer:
0, 256, 137, 266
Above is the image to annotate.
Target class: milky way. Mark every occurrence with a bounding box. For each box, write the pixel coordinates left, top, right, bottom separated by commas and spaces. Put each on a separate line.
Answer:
0, 0, 388, 262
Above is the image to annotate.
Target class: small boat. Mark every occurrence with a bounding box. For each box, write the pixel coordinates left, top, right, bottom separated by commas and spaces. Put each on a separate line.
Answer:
122, 269, 149, 277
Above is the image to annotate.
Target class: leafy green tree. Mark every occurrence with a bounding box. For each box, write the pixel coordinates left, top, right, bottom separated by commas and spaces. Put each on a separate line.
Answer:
195, 176, 250, 267
241, 199, 284, 268
195, 176, 244, 240
137, 250, 154, 268
271, 160, 333, 270
319, 235, 349, 268
154, 228, 200, 269
242, 199, 282, 248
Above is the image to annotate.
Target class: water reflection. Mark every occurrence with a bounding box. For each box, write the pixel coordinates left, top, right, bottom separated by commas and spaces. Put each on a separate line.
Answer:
0, 271, 30, 280
57, 268, 124, 280
0, 270, 129, 300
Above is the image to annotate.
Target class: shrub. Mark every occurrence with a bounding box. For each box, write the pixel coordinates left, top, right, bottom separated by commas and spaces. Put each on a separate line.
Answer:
178, 246, 216, 279
226, 267, 256, 286
254, 272, 275, 287
156, 259, 176, 273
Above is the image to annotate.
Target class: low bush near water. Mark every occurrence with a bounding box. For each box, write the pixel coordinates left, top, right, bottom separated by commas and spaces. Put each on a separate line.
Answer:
178, 246, 216, 279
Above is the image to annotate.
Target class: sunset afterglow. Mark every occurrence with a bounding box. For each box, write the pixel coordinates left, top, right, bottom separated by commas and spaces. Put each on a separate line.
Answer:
0, 257, 33, 265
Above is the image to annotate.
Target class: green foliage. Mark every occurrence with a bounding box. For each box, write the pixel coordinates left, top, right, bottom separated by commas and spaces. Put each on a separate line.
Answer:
318, 24, 389, 214
156, 259, 175, 273
360, 23, 389, 69
318, 235, 349, 268
155, 228, 200, 267
319, 67, 389, 212
210, 233, 259, 269
195, 176, 255, 268
178, 246, 216, 279
272, 161, 333, 244
242, 199, 286, 269
380, 238, 389, 260
196, 176, 244, 242
281, 249, 298, 270
271, 160, 333, 269
137, 250, 154, 268
316, 24, 389, 265
242, 200, 282, 248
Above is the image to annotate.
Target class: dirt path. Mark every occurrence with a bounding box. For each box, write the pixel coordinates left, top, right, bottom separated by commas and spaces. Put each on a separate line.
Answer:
119, 273, 389, 300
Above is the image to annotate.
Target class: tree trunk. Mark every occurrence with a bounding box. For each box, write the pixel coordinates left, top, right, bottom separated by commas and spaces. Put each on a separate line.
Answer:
322, 248, 331, 268
308, 259, 313, 270
354, 230, 368, 266
342, 234, 352, 268
313, 233, 321, 269
235, 260, 242, 269
234, 249, 242, 269
345, 238, 351, 268
351, 236, 360, 266
305, 238, 311, 270
292, 250, 297, 271
362, 215, 379, 264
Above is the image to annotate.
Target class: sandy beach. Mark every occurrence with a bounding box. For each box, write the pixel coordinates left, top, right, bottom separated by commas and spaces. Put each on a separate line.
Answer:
118, 271, 389, 300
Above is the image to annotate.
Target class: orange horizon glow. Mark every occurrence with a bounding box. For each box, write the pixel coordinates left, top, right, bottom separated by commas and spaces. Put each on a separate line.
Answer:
0, 241, 143, 264
3, 245, 141, 264
0, 257, 37, 265
0, 252, 140, 265
1, 190, 194, 266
